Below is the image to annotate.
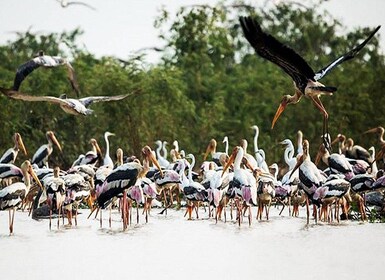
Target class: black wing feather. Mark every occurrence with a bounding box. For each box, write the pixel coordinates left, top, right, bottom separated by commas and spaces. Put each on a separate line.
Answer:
239, 16, 315, 92
314, 25, 381, 80
13, 60, 41, 90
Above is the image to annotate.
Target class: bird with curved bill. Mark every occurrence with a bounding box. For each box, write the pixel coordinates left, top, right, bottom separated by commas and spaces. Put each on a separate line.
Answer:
239, 16, 380, 151
0, 87, 133, 116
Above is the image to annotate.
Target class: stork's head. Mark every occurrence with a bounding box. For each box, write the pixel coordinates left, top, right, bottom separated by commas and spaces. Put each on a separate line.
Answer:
203, 138, 217, 160
21, 160, 43, 190
142, 145, 163, 177
14, 133, 27, 156
46, 131, 62, 152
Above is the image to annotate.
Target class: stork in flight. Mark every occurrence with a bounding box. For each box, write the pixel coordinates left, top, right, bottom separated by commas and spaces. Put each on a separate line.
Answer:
11, 50, 80, 96
56, 0, 97, 11
239, 16, 380, 150
0, 88, 133, 116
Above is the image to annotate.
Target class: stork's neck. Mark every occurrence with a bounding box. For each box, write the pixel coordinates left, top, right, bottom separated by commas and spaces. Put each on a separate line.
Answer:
284, 142, 295, 167
223, 137, 229, 155
378, 128, 385, 145
297, 131, 303, 155
104, 134, 111, 158
234, 147, 244, 171
187, 156, 195, 184
155, 142, 162, 159
290, 89, 302, 105
253, 127, 259, 153
22, 169, 32, 193
162, 142, 168, 159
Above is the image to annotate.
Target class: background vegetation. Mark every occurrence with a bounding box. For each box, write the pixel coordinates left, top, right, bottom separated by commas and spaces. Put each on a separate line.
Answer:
0, 0, 384, 170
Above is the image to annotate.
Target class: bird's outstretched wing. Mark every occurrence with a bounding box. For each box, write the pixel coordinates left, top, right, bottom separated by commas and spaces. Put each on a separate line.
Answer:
314, 25, 381, 81
0, 88, 69, 106
13, 60, 40, 90
239, 16, 315, 92
62, 1, 97, 11
65, 62, 80, 97
79, 94, 132, 107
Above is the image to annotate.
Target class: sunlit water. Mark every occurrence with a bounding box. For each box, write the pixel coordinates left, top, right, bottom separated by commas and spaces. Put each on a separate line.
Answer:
0, 206, 384, 280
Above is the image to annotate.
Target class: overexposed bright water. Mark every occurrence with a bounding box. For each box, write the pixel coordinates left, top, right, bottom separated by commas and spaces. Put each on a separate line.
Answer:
0, 206, 384, 280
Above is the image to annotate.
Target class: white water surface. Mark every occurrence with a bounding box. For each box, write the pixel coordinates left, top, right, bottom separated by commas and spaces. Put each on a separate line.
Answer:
0, 206, 384, 280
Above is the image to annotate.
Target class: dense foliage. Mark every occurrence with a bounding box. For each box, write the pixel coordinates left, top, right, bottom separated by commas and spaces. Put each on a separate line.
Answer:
0, 0, 384, 170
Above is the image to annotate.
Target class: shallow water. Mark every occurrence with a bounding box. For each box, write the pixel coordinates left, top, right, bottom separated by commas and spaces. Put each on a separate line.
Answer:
0, 206, 384, 280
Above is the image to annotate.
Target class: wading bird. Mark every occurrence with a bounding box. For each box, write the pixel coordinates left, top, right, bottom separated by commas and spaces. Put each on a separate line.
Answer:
239, 16, 380, 149
0, 160, 42, 234
32, 131, 62, 168
0, 88, 132, 116
0, 133, 27, 164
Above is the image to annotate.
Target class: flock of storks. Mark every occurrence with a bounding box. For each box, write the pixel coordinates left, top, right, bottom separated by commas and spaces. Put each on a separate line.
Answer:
0, 16, 383, 234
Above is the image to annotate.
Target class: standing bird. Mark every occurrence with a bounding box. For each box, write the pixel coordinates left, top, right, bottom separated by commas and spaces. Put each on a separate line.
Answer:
0, 88, 132, 116
71, 138, 102, 167
0, 133, 27, 164
222, 146, 258, 226
290, 140, 326, 224
96, 146, 163, 230
32, 131, 62, 168
239, 16, 380, 149
103, 132, 115, 169
204, 138, 228, 167
0, 160, 42, 234
11, 50, 80, 96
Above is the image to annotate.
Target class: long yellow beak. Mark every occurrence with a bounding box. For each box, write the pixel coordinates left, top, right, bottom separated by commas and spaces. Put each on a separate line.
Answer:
51, 134, 62, 152
272, 102, 286, 129
364, 128, 378, 134
17, 134, 28, 156
289, 155, 304, 179
28, 164, 44, 190
222, 151, 235, 177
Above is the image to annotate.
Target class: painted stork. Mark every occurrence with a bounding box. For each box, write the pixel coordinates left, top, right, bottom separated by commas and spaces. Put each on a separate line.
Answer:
315, 143, 354, 180
182, 154, 208, 220
240, 138, 259, 170
96, 146, 162, 230
0, 88, 132, 116
71, 138, 102, 167
290, 140, 326, 224
239, 16, 380, 149
222, 146, 257, 226
204, 138, 228, 167
0, 160, 42, 234
103, 132, 115, 168
11, 50, 80, 96
0, 163, 24, 181
56, 0, 97, 10
31, 131, 62, 168
42, 166, 66, 230
0, 133, 27, 164
314, 177, 350, 223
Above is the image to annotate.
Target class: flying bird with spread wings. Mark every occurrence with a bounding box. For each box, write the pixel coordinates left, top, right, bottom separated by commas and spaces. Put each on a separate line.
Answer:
56, 0, 97, 11
12, 50, 80, 97
0, 88, 133, 116
239, 16, 380, 150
